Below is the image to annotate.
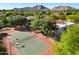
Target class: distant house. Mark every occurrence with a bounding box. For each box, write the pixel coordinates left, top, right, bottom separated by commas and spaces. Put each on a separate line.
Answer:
54, 20, 74, 38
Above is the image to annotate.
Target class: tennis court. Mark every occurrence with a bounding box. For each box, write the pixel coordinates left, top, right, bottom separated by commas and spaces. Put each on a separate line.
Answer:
9, 32, 50, 55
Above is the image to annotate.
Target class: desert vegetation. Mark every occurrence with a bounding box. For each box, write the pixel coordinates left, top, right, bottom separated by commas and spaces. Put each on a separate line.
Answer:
0, 5, 79, 55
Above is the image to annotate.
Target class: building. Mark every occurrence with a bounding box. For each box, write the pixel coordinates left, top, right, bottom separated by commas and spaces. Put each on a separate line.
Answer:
54, 21, 74, 38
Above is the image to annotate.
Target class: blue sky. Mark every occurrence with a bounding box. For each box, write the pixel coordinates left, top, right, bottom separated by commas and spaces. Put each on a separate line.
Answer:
0, 3, 79, 9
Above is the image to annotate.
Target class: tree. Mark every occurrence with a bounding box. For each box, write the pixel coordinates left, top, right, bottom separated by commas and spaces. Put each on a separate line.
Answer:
1, 17, 8, 27
0, 33, 7, 55
6, 15, 27, 27
24, 11, 34, 16
5, 11, 13, 17
54, 25, 79, 55
41, 22, 53, 36
66, 15, 79, 23
0, 21, 4, 29
30, 19, 39, 30
0, 44, 7, 54
30, 17, 56, 36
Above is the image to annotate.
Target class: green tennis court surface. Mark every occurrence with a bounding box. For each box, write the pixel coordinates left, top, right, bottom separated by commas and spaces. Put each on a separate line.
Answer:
10, 32, 50, 55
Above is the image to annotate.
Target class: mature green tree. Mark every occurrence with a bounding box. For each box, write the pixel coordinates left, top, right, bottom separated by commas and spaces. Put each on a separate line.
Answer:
54, 25, 79, 55
24, 11, 34, 16
41, 21, 53, 36
0, 21, 4, 29
1, 17, 8, 27
30, 19, 39, 30
66, 15, 79, 22
5, 11, 13, 17
30, 16, 56, 36
0, 33, 7, 54
6, 15, 27, 27
0, 44, 7, 54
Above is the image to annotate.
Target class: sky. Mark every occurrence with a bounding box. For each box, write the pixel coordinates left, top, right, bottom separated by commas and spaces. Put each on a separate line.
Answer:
0, 3, 79, 9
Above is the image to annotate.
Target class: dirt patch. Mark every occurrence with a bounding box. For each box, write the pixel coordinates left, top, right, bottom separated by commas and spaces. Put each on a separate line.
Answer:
40, 48, 54, 55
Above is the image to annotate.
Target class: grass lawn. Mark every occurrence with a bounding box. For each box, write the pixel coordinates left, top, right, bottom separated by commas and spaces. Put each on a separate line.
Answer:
10, 32, 50, 55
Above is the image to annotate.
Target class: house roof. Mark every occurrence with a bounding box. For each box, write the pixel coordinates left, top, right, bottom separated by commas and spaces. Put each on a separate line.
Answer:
56, 21, 74, 28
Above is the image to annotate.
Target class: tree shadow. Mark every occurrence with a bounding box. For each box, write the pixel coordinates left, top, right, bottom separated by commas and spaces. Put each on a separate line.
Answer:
14, 26, 31, 32
0, 33, 9, 40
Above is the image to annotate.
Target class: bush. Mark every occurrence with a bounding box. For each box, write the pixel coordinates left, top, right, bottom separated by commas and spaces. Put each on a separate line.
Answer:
54, 25, 79, 55
6, 15, 27, 27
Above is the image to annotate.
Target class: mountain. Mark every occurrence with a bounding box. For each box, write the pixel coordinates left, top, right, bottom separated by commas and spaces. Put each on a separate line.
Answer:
32, 5, 48, 10
13, 5, 48, 11
13, 7, 32, 11
12, 5, 77, 11
52, 6, 76, 11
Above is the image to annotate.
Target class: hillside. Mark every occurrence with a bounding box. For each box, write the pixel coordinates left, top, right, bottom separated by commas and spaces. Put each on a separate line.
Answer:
52, 6, 76, 11
12, 5, 48, 11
